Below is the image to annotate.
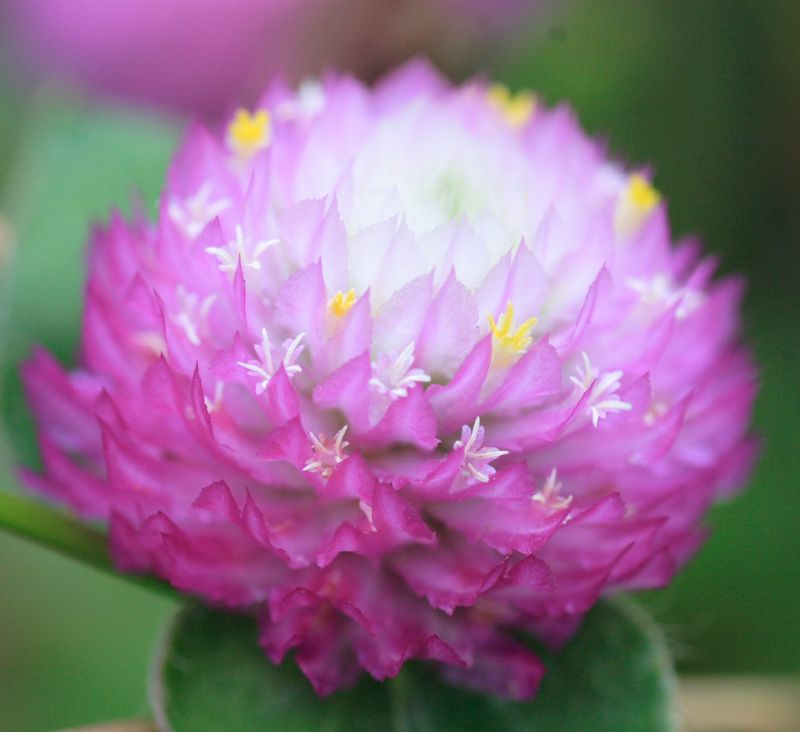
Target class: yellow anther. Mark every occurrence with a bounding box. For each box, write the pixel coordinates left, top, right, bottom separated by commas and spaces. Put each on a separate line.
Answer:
488, 302, 538, 359
615, 173, 661, 236
487, 84, 536, 128
627, 173, 661, 211
227, 109, 271, 159
329, 289, 357, 318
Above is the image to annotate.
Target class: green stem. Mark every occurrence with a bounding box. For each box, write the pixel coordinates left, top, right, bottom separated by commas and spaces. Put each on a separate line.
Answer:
0, 490, 110, 568
388, 669, 413, 732
0, 490, 180, 601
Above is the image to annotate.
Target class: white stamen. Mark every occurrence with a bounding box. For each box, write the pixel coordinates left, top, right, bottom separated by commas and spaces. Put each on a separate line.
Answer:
184, 381, 225, 421
205, 382, 225, 414
168, 182, 230, 240
275, 79, 326, 120
237, 328, 305, 394
303, 425, 349, 479
358, 499, 377, 531
571, 352, 633, 427
206, 224, 279, 273
171, 286, 217, 345
133, 331, 167, 356
532, 468, 573, 511
643, 400, 669, 426
626, 274, 704, 319
453, 416, 508, 487
369, 342, 432, 400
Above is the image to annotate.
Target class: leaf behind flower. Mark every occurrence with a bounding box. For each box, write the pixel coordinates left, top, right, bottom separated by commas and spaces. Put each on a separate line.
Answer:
151, 597, 676, 732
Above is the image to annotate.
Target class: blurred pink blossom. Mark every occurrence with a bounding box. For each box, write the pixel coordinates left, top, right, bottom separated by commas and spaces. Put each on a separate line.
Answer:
6, 0, 552, 117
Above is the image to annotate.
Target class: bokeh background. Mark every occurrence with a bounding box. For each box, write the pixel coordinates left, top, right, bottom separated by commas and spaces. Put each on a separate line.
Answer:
0, 2, 798, 730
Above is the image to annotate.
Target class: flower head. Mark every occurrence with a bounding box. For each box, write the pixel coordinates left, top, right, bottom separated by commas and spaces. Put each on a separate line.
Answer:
22, 63, 757, 700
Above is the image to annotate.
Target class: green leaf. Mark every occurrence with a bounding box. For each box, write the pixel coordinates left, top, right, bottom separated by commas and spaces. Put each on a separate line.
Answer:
151, 598, 676, 732
151, 604, 394, 732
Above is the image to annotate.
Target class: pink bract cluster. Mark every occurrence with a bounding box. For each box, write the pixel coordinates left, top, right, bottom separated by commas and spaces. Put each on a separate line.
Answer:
23, 64, 757, 699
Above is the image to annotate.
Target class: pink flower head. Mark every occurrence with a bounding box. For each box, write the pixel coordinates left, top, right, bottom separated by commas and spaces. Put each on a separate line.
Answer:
22, 63, 758, 699
5, 0, 550, 118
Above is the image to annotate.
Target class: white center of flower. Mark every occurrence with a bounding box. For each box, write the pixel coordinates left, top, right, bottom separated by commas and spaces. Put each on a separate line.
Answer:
345, 103, 536, 252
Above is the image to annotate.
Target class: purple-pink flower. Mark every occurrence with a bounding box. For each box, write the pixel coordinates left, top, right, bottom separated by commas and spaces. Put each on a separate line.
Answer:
6, 0, 548, 118
22, 63, 757, 699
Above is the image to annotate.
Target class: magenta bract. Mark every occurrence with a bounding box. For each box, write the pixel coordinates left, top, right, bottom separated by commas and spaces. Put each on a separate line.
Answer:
22, 63, 757, 699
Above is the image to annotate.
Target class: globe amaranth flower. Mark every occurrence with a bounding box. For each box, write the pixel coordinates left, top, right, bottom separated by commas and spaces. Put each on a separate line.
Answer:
5, 0, 550, 118
22, 62, 758, 699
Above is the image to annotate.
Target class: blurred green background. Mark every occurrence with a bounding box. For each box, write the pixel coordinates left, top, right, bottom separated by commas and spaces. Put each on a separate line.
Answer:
0, 2, 798, 730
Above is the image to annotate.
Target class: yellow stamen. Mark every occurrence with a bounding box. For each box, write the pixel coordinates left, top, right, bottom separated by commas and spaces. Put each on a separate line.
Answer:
227, 109, 271, 159
615, 173, 661, 236
329, 289, 357, 318
488, 302, 538, 358
487, 84, 536, 128
627, 173, 661, 211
